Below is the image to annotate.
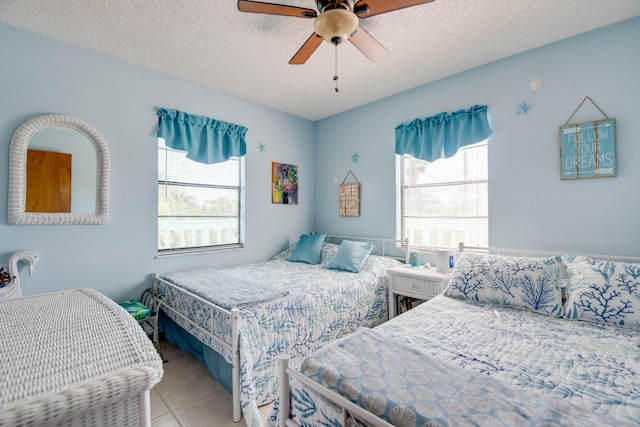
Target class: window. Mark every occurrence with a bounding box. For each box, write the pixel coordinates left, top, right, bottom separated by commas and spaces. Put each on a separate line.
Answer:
158, 138, 243, 255
398, 140, 488, 250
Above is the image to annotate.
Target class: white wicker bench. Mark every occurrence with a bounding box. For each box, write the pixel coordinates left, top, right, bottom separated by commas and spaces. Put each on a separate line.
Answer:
0, 288, 164, 426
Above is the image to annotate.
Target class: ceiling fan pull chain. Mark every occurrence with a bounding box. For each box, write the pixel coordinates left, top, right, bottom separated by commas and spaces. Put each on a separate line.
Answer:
334, 44, 339, 92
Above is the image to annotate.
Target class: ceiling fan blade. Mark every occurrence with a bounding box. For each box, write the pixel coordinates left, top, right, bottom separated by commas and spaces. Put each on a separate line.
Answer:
238, 1, 317, 18
348, 26, 388, 62
289, 33, 323, 65
354, 0, 434, 18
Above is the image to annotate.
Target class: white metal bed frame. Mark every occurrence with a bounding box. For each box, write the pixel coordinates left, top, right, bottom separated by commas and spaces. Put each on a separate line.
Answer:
276, 243, 640, 427
153, 235, 409, 423
152, 276, 242, 420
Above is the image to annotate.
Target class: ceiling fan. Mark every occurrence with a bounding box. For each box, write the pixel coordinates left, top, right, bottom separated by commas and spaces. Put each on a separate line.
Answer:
237, 0, 435, 65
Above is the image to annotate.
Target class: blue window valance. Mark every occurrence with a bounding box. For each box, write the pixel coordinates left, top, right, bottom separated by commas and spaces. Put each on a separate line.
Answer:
156, 108, 248, 164
395, 105, 492, 162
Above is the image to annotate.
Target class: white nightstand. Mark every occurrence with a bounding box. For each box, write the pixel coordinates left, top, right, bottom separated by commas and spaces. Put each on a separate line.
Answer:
387, 266, 452, 318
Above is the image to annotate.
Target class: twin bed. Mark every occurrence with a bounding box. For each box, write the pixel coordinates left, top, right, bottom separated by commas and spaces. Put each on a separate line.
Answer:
154, 234, 407, 427
270, 249, 640, 426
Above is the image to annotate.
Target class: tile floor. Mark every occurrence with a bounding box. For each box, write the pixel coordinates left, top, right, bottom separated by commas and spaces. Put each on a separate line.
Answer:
151, 337, 273, 427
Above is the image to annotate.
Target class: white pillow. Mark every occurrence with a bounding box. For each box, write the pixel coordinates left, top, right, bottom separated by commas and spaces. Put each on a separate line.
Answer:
563, 256, 640, 329
444, 252, 564, 317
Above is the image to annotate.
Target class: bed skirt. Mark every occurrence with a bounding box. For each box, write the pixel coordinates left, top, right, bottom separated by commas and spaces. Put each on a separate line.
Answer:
163, 314, 234, 393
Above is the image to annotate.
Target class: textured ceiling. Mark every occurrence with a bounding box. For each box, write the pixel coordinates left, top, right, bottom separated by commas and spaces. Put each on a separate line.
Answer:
1, 0, 638, 121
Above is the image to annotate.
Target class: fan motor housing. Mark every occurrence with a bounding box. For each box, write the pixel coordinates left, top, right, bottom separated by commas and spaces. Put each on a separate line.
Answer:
317, 0, 354, 13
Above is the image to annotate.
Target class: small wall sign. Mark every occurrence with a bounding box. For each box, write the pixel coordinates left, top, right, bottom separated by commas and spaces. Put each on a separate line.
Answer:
339, 170, 360, 217
559, 96, 616, 180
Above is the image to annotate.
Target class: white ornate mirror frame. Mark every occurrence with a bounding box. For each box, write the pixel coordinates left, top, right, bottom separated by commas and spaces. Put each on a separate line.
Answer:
8, 114, 110, 225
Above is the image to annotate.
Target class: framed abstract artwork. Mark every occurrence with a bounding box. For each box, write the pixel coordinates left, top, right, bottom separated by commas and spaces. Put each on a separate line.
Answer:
272, 162, 298, 205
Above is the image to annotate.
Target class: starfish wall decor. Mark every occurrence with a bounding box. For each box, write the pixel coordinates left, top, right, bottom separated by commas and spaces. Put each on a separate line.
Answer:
516, 102, 531, 115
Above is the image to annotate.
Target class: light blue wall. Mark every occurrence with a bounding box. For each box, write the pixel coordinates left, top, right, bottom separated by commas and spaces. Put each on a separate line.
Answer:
0, 24, 315, 300
2, 18, 638, 300
314, 18, 640, 259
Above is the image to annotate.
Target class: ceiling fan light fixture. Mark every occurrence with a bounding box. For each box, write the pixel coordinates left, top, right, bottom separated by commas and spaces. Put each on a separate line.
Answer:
313, 8, 359, 45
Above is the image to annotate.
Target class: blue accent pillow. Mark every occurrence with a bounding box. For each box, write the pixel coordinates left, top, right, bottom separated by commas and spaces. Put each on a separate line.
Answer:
326, 240, 375, 273
289, 233, 327, 264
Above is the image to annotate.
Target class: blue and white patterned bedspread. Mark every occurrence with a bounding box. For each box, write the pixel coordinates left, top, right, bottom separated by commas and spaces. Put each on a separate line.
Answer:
158, 249, 401, 427
270, 295, 640, 426
296, 327, 634, 426
161, 268, 289, 310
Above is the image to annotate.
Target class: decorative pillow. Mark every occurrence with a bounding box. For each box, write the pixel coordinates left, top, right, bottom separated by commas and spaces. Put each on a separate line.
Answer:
443, 252, 564, 317
270, 245, 294, 261
326, 240, 375, 273
563, 256, 640, 329
320, 242, 340, 265
288, 233, 327, 264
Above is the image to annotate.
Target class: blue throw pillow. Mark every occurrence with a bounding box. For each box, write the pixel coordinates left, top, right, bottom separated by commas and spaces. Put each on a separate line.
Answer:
326, 240, 375, 273
289, 233, 327, 264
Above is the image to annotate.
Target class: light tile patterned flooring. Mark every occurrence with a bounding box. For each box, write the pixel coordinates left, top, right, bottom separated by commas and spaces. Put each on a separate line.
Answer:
151, 337, 272, 427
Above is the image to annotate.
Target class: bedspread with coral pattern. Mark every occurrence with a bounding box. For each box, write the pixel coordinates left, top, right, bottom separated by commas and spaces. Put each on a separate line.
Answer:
159, 245, 401, 427
269, 295, 640, 426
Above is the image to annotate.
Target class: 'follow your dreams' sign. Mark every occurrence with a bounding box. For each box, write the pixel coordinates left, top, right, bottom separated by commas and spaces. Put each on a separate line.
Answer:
560, 118, 616, 180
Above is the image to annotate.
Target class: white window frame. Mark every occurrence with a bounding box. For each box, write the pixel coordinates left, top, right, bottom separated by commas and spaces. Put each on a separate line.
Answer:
397, 140, 488, 251
157, 139, 244, 257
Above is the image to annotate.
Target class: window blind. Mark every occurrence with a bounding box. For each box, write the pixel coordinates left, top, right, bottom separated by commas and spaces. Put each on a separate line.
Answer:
158, 139, 243, 254
399, 141, 488, 249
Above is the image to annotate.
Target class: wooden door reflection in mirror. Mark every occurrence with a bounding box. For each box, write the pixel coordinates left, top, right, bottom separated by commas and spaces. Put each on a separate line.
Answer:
26, 149, 72, 213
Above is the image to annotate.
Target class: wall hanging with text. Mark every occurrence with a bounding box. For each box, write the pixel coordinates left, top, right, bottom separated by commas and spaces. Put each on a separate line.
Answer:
339, 170, 360, 217
559, 96, 616, 180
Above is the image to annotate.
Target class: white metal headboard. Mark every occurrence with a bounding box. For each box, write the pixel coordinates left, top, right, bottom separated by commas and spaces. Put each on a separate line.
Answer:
325, 235, 410, 264
458, 242, 640, 263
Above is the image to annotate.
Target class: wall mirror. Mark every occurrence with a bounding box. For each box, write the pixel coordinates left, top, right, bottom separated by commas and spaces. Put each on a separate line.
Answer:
8, 114, 110, 225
